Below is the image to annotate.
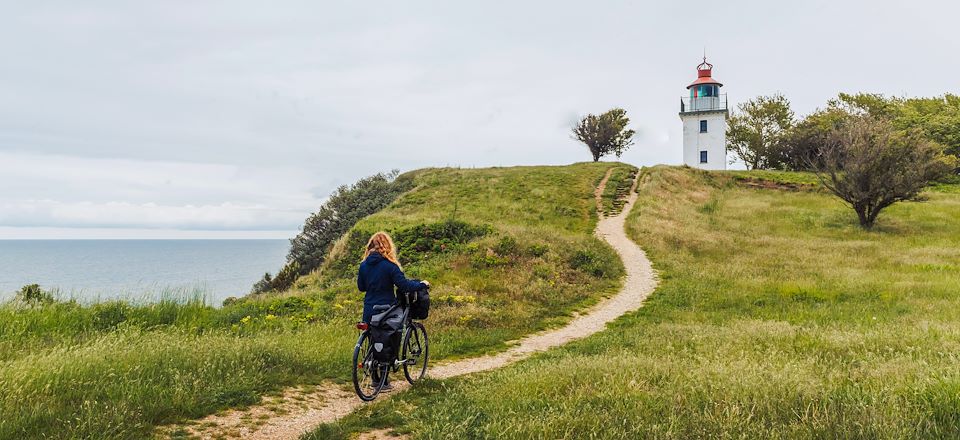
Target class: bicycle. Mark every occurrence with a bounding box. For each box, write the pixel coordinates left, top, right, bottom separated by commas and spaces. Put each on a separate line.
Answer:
352, 291, 429, 401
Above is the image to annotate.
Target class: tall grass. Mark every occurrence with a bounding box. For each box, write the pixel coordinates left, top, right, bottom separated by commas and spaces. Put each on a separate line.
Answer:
309, 166, 960, 439
1, 162, 627, 439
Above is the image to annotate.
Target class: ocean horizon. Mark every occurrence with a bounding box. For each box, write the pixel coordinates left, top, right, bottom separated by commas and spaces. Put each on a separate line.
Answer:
0, 239, 289, 305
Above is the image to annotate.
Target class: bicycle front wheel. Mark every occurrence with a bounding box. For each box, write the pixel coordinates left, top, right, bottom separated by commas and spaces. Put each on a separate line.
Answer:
402, 322, 429, 384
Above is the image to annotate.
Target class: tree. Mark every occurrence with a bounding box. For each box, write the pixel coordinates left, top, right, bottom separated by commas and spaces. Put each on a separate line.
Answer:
811, 115, 952, 228
572, 108, 635, 162
726, 94, 795, 170
779, 106, 851, 171
779, 93, 960, 174
897, 94, 960, 168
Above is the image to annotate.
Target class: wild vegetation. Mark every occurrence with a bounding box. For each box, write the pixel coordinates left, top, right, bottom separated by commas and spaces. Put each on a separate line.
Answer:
311, 166, 960, 439
0, 163, 634, 439
813, 115, 952, 227
599, 166, 637, 216
251, 170, 414, 294
726, 93, 795, 170
728, 92, 957, 226
728, 92, 960, 172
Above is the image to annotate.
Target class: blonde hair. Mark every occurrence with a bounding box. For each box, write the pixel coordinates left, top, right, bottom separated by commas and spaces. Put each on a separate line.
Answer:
363, 231, 401, 268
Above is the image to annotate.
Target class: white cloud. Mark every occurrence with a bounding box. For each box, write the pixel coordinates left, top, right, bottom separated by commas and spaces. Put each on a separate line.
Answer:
0, 151, 317, 235
1, 0, 958, 237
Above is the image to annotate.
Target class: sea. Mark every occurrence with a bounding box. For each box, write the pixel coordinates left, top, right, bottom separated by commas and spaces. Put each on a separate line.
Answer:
0, 240, 289, 305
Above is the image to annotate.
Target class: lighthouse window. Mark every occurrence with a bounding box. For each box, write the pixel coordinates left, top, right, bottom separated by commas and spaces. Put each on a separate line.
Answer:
696, 85, 716, 97
700, 151, 708, 163
699, 120, 708, 132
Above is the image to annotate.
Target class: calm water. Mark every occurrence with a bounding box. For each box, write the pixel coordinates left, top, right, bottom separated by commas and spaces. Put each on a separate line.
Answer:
0, 240, 289, 305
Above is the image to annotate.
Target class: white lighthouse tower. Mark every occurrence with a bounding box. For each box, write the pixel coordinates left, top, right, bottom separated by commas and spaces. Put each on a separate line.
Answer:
679, 57, 728, 170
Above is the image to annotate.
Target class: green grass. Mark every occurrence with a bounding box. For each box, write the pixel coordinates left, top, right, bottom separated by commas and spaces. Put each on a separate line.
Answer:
599, 165, 638, 216
309, 166, 960, 439
0, 162, 626, 439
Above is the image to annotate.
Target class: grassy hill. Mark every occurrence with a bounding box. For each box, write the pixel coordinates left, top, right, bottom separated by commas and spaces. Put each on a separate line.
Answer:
314, 166, 960, 439
0, 162, 636, 439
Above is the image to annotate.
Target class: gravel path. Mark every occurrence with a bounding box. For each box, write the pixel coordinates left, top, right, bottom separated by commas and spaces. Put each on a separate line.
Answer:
173, 167, 657, 440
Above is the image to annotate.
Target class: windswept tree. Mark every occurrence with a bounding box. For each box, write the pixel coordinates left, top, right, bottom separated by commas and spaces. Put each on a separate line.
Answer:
726, 94, 795, 169
572, 108, 636, 162
812, 115, 952, 228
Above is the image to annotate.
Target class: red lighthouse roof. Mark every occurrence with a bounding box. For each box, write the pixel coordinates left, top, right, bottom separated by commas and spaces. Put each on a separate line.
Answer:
687, 58, 723, 89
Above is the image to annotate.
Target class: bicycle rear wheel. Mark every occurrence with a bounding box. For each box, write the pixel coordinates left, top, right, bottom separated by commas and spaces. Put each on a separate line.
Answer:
402, 322, 429, 383
352, 331, 387, 401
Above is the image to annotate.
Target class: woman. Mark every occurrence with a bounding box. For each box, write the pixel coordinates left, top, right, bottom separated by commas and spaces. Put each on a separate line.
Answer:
357, 231, 428, 390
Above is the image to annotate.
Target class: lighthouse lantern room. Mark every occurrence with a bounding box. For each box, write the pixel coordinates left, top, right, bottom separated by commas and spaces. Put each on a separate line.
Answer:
679, 57, 728, 170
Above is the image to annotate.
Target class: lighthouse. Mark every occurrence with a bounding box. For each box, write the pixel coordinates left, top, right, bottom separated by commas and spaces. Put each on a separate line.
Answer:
679, 57, 728, 170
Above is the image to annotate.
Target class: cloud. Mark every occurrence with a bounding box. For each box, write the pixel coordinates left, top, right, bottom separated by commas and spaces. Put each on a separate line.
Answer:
0, 200, 303, 230
1, 1, 958, 237
0, 151, 317, 233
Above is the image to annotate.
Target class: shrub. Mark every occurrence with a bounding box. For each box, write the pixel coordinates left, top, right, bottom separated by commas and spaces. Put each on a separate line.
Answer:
569, 248, 614, 278
471, 252, 510, 268
92, 301, 131, 330
260, 261, 301, 293
14, 284, 54, 306
492, 236, 519, 256
393, 220, 492, 264
528, 244, 549, 257
250, 273, 272, 295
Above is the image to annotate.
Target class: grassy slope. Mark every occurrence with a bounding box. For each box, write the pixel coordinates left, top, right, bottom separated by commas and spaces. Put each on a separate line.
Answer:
0, 162, 635, 440
286, 163, 636, 358
312, 166, 960, 439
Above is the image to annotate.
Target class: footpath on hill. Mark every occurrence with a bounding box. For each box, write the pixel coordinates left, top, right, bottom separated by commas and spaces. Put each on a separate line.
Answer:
173, 167, 658, 440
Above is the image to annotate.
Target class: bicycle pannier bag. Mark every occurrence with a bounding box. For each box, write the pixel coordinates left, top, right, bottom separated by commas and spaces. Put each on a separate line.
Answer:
369, 305, 403, 362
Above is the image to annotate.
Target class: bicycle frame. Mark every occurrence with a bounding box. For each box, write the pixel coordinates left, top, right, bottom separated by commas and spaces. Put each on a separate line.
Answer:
356, 293, 418, 368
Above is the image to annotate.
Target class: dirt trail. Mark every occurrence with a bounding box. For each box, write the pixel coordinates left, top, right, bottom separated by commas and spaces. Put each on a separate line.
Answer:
170, 167, 657, 440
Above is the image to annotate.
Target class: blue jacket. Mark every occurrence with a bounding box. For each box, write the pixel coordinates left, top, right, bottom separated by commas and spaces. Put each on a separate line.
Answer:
357, 252, 425, 322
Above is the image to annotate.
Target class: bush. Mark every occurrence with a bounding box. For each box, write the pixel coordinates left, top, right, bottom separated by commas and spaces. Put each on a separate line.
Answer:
471, 252, 510, 268
92, 301, 131, 330
271, 261, 300, 290
569, 248, 616, 278
528, 244, 549, 257
392, 220, 492, 264
14, 284, 54, 306
492, 236, 519, 256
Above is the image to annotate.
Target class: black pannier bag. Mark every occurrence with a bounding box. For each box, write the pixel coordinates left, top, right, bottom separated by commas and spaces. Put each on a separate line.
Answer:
369, 305, 403, 362
408, 288, 430, 320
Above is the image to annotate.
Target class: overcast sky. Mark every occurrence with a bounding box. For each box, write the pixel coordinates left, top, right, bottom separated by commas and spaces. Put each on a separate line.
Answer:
2, 0, 957, 239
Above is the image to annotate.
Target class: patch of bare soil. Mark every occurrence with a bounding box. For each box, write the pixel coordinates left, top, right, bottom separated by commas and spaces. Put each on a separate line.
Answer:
357, 428, 409, 440
595, 167, 614, 212
735, 177, 817, 192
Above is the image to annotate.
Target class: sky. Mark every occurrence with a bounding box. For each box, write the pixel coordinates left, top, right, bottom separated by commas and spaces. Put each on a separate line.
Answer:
2, 0, 958, 239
